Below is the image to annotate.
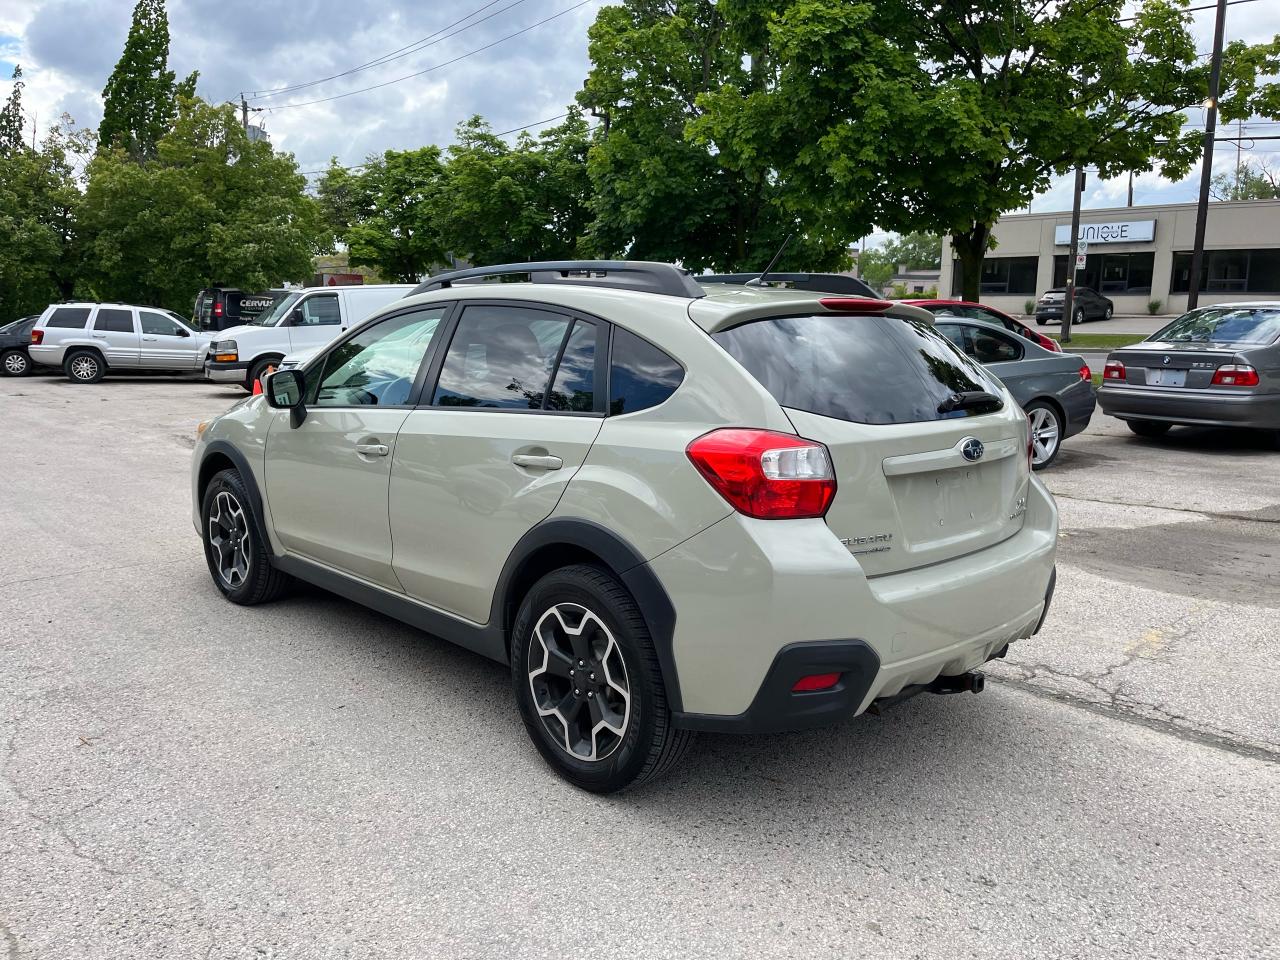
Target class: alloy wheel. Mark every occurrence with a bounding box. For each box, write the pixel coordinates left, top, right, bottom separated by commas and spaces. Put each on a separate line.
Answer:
3, 352, 28, 375
71, 355, 99, 381
1030, 407, 1060, 466
207, 490, 251, 588
527, 602, 631, 762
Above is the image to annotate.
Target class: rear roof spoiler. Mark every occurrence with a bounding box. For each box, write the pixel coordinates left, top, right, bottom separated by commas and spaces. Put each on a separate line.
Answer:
410, 261, 706, 299
698, 273, 878, 298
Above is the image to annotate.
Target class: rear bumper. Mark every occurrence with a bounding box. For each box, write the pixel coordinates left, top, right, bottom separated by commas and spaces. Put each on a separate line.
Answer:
204, 359, 251, 383
654, 476, 1058, 728
1098, 384, 1280, 429
28, 344, 64, 366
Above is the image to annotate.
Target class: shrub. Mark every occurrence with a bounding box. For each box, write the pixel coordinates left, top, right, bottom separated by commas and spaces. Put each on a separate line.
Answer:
1024, 298, 1036, 315
1147, 298, 1163, 315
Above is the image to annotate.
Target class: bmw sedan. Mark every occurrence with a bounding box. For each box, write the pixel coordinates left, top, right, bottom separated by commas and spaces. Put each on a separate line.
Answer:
1098, 302, 1280, 440
935, 317, 1096, 469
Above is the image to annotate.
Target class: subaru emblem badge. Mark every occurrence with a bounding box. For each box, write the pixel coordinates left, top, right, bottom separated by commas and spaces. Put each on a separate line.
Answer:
960, 437, 985, 462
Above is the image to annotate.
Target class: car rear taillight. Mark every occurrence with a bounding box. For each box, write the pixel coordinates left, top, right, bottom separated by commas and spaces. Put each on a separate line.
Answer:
30, 329, 43, 345
792, 673, 841, 692
1042, 336, 1062, 352
213, 302, 223, 318
1103, 360, 1126, 381
818, 297, 893, 313
1079, 364, 1091, 382
1210, 364, 1259, 387
686, 428, 836, 520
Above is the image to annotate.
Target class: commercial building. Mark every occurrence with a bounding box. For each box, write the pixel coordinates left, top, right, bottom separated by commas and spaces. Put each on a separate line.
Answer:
938, 198, 1280, 315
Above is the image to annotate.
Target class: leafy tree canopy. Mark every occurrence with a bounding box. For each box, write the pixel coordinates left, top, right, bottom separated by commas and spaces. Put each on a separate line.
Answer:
99, 0, 179, 159
578, 0, 850, 272
882, 231, 942, 270
1, 65, 26, 154
80, 98, 322, 310
692, 0, 1280, 299
1211, 158, 1280, 200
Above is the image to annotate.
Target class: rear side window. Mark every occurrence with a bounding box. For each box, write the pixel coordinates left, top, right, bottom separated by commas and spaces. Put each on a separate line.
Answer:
713, 314, 999, 425
609, 328, 683, 415
94, 308, 134, 333
45, 307, 91, 329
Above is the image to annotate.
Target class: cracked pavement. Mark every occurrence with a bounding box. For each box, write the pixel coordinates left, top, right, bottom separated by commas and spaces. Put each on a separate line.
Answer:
1, 376, 1278, 959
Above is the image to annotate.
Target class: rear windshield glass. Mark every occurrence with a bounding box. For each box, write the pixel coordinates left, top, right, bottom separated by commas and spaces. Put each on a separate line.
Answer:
713, 314, 1000, 425
1152, 306, 1280, 345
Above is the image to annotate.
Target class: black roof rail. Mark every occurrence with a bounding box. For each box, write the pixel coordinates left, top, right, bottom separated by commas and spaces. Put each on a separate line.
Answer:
409, 260, 706, 299
699, 272, 878, 299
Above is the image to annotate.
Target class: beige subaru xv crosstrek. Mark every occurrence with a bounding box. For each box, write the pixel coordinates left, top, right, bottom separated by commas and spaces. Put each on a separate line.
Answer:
192, 261, 1058, 792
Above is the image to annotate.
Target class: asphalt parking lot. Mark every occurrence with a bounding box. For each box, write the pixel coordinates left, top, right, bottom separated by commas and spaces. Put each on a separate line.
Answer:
2, 374, 1277, 959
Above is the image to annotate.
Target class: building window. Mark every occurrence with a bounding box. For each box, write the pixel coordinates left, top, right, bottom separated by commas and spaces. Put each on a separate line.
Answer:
1171, 249, 1280, 294
1053, 252, 1154, 293
952, 256, 1038, 295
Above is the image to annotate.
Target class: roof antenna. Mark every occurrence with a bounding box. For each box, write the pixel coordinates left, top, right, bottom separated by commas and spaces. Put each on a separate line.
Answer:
745, 233, 793, 286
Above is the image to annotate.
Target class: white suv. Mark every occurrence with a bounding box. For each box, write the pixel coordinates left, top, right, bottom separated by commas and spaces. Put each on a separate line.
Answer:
29, 302, 210, 382
192, 262, 1058, 792
204, 284, 415, 390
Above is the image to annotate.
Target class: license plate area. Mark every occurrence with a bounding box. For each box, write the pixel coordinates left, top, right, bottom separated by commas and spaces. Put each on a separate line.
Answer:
889, 462, 1009, 552
1147, 369, 1186, 387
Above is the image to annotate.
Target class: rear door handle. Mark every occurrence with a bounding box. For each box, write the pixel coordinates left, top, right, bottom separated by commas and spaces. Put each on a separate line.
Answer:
512, 453, 563, 470
356, 443, 389, 457
92, 333, 107, 339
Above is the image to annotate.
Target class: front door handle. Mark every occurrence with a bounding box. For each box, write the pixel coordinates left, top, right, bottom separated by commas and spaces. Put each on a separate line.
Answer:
356, 442, 389, 457
512, 453, 563, 470
142, 336, 158, 341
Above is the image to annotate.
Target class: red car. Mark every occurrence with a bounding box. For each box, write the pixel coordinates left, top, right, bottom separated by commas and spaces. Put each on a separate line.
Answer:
904, 300, 1062, 352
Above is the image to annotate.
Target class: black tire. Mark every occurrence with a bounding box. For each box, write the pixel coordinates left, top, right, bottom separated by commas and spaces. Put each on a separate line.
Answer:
63, 348, 105, 383
1072, 307, 1085, 326
1103, 306, 1114, 321
200, 468, 290, 604
1126, 420, 1172, 438
1035, 318, 1048, 326
245, 356, 283, 393
1026, 400, 1064, 470
1, 349, 31, 377
511, 564, 693, 793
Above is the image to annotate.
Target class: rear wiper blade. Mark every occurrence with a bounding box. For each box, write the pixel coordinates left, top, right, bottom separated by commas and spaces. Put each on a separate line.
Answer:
938, 390, 1004, 414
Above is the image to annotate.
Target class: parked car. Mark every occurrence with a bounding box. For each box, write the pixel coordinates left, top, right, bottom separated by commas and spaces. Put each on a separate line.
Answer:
204, 284, 415, 391
28, 302, 211, 383
1034, 286, 1113, 326
1098, 302, 1280, 440
933, 317, 1095, 469
194, 287, 286, 332
192, 260, 1058, 792
906, 299, 1061, 352
0, 315, 41, 376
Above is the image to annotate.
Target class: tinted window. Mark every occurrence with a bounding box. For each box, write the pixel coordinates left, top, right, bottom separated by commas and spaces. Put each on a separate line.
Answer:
547, 319, 597, 412
609, 328, 684, 415
969, 327, 1022, 363
46, 307, 91, 329
312, 308, 447, 406
94, 308, 134, 333
1151, 306, 1280, 345
713, 314, 998, 425
297, 295, 341, 326
433, 305, 570, 409
140, 311, 184, 336
0, 318, 35, 335
935, 323, 970, 354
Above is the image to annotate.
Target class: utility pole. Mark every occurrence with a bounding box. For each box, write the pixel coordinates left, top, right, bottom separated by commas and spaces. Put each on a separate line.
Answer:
1235, 116, 1243, 191
240, 94, 249, 135
1187, 0, 1229, 311
1127, 170, 1134, 208
1060, 166, 1085, 345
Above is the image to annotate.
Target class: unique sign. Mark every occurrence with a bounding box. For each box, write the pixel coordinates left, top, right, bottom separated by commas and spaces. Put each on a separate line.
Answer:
1055, 220, 1155, 245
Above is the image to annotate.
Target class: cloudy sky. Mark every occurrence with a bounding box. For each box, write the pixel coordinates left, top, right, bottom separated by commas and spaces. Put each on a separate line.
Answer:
1, 0, 1277, 248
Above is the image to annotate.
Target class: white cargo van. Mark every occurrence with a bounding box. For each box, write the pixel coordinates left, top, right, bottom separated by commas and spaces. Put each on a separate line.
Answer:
204, 284, 415, 390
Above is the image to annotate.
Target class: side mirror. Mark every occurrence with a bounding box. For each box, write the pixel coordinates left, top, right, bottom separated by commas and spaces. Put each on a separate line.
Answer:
177, 327, 190, 338
265, 369, 308, 427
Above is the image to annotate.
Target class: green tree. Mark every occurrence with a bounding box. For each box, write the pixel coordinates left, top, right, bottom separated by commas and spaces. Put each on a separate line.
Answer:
99, 0, 178, 159
578, 0, 849, 272
0, 65, 25, 153
0, 115, 93, 319
882, 231, 942, 271
693, 0, 1280, 300
80, 98, 321, 309
856, 247, 894, 291
342, 146, 449, 282
434, 113, 593, 265
1211, 159, 1279, 201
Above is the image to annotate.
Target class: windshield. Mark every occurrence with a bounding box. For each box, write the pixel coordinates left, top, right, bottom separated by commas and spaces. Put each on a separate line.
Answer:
1152, 306, 1280, 345
0, 318, 28, 334
250, 292, 300, 326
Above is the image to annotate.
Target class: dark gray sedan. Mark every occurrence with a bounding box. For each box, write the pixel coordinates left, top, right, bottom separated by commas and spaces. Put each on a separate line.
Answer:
935, 317, 1096, 469
1097, 303, 1280, 440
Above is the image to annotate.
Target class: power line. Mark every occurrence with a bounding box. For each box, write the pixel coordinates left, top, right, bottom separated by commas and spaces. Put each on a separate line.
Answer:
247, 0, 531, 102
260, 0, 598, 111
1117, 0, 1262, 23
